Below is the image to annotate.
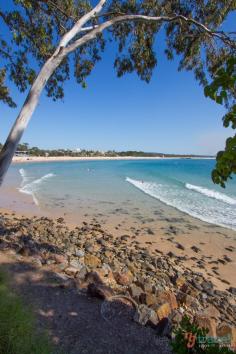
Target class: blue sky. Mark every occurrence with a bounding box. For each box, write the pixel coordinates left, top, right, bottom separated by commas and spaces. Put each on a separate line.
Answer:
0, 11, 235, 155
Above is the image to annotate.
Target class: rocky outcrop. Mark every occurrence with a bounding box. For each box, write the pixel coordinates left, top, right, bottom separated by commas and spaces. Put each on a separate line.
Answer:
0, 214, 235, 342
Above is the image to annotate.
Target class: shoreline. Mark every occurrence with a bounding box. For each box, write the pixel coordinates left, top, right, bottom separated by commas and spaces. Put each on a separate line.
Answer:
2, 157, 235, 294
1, 202, 235, 292
12, 155, 215, 164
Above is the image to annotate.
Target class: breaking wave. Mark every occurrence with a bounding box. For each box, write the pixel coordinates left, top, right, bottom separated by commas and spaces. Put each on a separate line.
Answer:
19, 169, 55, 206
185, 183, 236, 205
126, 177, 236, 230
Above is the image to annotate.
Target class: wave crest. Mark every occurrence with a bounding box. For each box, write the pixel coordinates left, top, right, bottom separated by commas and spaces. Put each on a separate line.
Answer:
185, 183, 236, 205
19, 169, 55, 206
126, 177, 236, 230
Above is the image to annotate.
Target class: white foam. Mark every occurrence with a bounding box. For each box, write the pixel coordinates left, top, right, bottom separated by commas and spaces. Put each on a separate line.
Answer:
19, 168, 31, 186
126, 177, 236, 230
19, 170, 55, 206
185, 183, 236, 205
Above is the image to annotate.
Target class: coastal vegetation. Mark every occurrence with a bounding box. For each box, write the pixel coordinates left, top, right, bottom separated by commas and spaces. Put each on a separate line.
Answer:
0, 269, 53, 354
8, 142, 213, 158
205, 56, 236, 188
172, 316, 235, 354
0, 1, 235, 186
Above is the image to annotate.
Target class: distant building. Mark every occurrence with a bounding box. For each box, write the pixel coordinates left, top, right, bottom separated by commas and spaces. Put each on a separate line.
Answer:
73, 148, 81, 153
15, 150, 29, 157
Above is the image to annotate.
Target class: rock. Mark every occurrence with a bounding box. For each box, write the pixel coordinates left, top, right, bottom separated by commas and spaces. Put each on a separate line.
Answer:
195, 315, 216, 337
85, 271, 103, 285
128, 284, 143, 302
54, 254, 67, 264
201, 305, 220, 320
70, 259, 83, 269
191, 279, 203, 291
18, 246, 31, 257
74, 249, 85, 257
139, 293, 157, 306
177, 292, 200, 310
171, 310, 183, 324
120, 235, 130, 241
152, 302, 171, 320
167, 251, 176, 258
32, 257, 42, 267
64, 266, 79, 277
173, 275, 186, 288
181, 283, 200, 298
191, 246, 201, 253
176, 243, 185, 250
87, 283, 114, 300
157, 290, 178, 311
136, 277, 153, 293
217, 324, 236, 348
201, 280, 213, 291
113, 270, 133, 286
133, 304, 158, 326
84, 254, 101, 268
75, 266, 88, 281
228, 287, 236, 295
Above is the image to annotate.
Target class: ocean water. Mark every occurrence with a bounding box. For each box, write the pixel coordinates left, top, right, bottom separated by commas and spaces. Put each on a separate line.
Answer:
3, 159, 236, 230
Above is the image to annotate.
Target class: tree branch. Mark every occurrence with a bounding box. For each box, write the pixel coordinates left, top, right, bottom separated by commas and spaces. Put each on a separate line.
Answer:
58, 0, 107, 48
64, 13, 236, 55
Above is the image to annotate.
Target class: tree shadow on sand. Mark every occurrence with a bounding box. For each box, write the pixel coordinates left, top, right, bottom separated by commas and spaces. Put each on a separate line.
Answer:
0, 259, 172, 354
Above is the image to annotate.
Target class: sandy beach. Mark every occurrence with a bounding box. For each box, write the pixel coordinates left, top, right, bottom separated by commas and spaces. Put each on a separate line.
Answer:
12, 155, 215, 164
13, 155, 162, 163
1, 196, 235, 292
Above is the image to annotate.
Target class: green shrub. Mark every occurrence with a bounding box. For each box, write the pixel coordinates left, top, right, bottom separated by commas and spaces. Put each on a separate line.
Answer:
0, 269, 53, 354
171, 315, 234, 354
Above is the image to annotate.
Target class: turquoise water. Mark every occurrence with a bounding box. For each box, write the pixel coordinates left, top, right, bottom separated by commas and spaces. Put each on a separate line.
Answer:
5, 159, 236, 230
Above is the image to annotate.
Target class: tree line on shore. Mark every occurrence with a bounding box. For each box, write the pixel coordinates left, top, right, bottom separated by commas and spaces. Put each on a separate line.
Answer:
0, 142, 212, 159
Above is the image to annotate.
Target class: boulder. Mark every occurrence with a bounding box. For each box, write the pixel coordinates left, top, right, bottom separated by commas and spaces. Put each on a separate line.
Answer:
54, 254, 67, 265
173, 275, 186, 288
152, 302, 171, 320
195, 315, 216, 337
64, 266, 79, 277
84, 254, 101, 268
87, 282, 114, 300
201, 305, 220, 320
217, 324, 236, 348
113, 269, 133, 286
133, 304, 158, 326
228, 287, 236, 295
139, 292, 156, 306
157, 290, 178, 311
128, 284, 143, 302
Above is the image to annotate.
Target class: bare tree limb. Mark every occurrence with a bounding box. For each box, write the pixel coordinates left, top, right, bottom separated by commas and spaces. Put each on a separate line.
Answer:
58, 0, 107, 48
65, 13, 236, 55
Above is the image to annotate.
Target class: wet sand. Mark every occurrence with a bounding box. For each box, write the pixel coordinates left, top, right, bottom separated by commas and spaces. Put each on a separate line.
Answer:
1, 184, 235, 292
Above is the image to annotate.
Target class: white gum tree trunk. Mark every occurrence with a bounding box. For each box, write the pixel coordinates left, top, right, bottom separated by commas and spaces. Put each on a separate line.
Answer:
0, 53, 64, 185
